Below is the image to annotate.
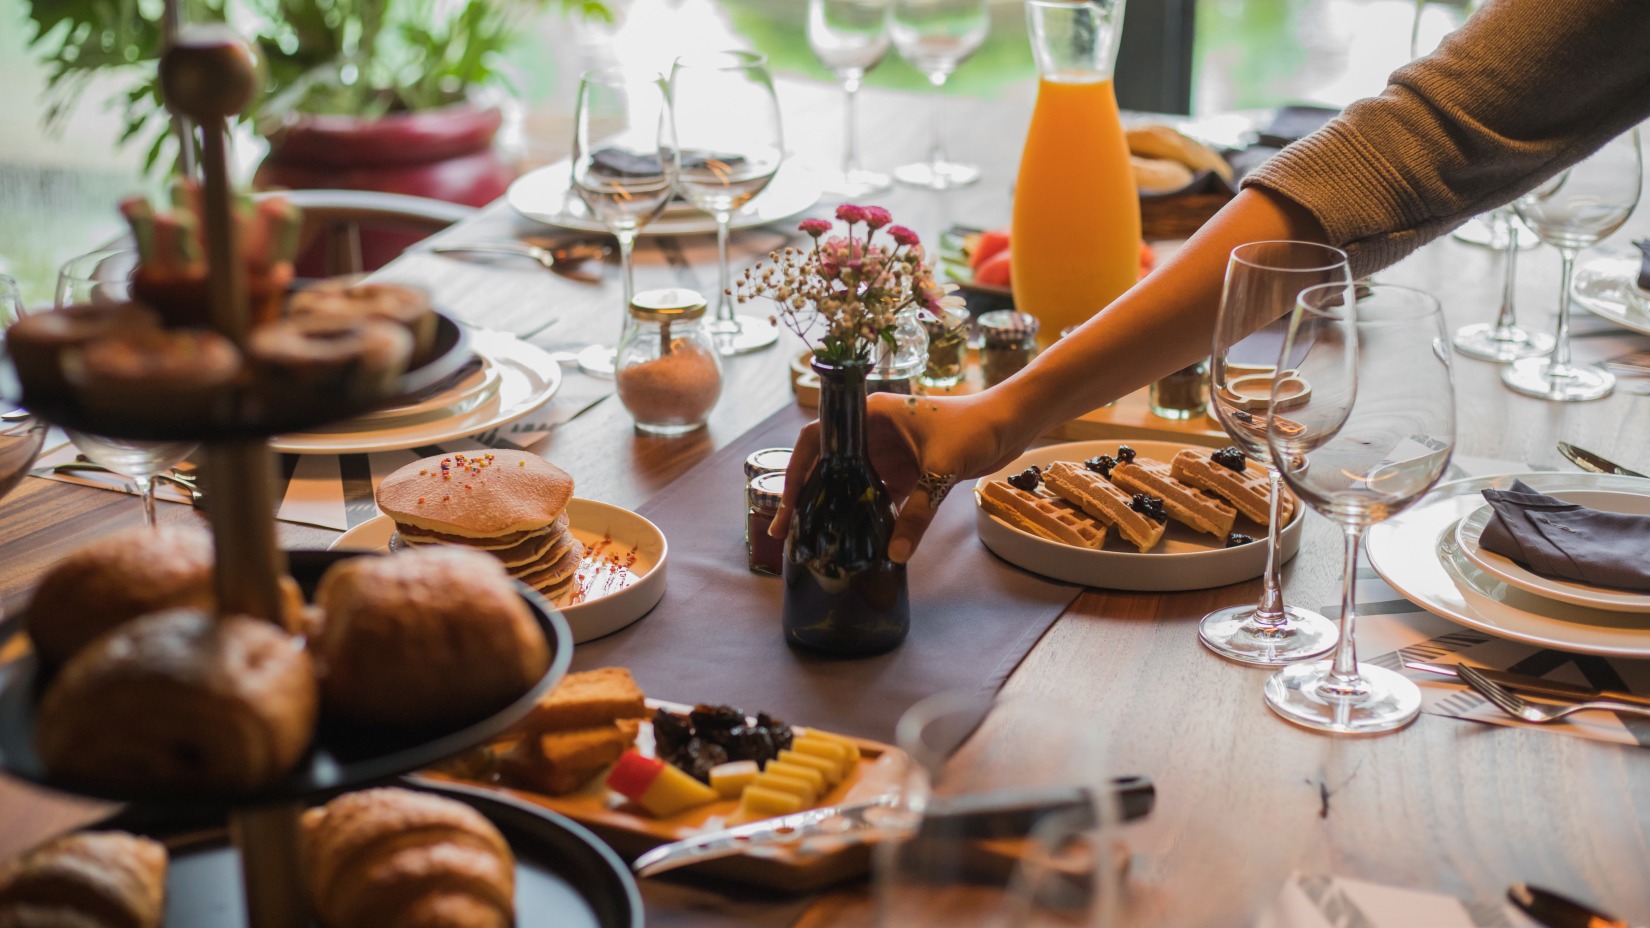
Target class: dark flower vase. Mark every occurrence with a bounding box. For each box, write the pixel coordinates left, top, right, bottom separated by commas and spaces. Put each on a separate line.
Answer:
783, 360, 910, 656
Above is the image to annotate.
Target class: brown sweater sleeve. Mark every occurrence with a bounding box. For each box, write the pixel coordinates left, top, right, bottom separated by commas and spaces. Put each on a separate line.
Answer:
1241, 0, 1650, 278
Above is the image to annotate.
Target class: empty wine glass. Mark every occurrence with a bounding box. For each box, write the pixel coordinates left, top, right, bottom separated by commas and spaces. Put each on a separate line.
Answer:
891, 0, 988, 190
0, 276, 49, 627
56, 249, 196, 527
670, 51, 784, 356
1198, 241, 1345, 666
809, 0, 893, 198
1264, 283, 1455, 735
1450, 206, 1553, 361
1510, 128, 1642, 401
570, 67, 675, 378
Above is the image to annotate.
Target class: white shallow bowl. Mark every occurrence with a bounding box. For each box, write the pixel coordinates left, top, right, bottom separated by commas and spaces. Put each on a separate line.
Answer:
1456, 489, 1650, 614
974, 439, 1302, 592
332, 498, 668, 643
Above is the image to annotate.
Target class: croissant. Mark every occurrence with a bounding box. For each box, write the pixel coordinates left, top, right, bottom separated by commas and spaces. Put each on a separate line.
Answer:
0, 831, 167, 928
302, 788, 515, 928
35, 610, 318, 795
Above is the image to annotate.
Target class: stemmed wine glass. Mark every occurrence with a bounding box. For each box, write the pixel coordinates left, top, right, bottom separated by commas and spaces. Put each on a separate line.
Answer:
890, 0, 988, 190
1264, 283, 1455, 735
56, 249, 196, 527
670, 51, 784, 356
1450, 206, 1553, 361
808, 0, 893, 198
0, 276, 50, 628
1198, 242, 1345, 666
1510, 128, 1642, 402
570, 67, 675, 378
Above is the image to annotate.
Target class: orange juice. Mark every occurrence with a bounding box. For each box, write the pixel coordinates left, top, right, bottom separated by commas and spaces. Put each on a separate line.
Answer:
1010, 76, 1141, 348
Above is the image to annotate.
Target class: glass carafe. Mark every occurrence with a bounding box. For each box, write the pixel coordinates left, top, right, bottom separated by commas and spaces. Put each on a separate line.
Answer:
1011, 0, 1139, 349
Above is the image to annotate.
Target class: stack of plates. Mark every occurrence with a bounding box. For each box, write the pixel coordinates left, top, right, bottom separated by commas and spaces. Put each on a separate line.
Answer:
271, 329, 562, 454
1366, 472, 1650, 657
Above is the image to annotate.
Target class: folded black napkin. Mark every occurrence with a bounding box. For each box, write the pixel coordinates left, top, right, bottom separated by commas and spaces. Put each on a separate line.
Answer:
1479, 480, 1650, 591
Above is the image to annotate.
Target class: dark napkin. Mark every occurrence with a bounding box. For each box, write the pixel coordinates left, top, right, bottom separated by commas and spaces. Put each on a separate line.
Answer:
1479, 480, 1650, 591
1633, 239, 1650, 292
572, 404, 1081, 744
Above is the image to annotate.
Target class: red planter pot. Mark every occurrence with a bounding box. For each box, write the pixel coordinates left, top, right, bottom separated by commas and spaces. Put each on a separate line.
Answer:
255, 102, 513, 272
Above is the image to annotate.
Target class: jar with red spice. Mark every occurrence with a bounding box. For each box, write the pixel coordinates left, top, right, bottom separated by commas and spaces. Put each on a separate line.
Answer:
746, 471, 786, 576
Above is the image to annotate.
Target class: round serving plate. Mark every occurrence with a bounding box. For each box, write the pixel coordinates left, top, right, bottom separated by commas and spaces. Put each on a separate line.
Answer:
269, 329, 561, 454
1571, 246, 1650, 336
95, 778, 643, 928
0, 549, 572, 808
1454, 490, 1650, 613
350, 353, 500, 425
1367, 472, 1650, 657
333, 498, 668, 644
2, 311, 474, 442
974, 439, 1303, 592
508, 160, 822, 236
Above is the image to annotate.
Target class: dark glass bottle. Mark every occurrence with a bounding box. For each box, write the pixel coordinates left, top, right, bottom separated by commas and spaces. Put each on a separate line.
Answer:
782, 359, 910, 655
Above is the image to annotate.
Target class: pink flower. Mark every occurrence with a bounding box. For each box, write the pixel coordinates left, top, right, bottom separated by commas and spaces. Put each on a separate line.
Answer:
835, 204, 868, 224
861, 206, 892, 230
798, 218, 832, 237
888, 225, 920, 247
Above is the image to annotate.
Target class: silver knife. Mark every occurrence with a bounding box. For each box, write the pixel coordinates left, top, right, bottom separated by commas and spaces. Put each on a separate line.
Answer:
1508, 882, 1632, 928
1404, 660, 1650, 710
630, 776, 1154, 878
1557, 442, 1646, 479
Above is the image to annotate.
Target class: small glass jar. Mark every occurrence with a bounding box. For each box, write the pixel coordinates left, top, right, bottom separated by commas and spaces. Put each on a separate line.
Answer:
978, 310, 1039, 387
921, 306, 970, 389
614, 288, 723, 435
744, 448, 793, 482
867, 308, 928, 395
746, 471, 787, 576
1150, 357, 1210, 420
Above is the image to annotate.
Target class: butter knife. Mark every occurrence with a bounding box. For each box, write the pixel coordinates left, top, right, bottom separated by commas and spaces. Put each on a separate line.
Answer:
631, 775, 1155, 878
1404, 660, 1650, 710
1509, 882, 1631, 928
1556, 442, 1646, 479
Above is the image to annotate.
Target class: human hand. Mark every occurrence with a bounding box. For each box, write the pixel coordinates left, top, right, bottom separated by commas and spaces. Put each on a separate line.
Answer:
771, 392, 1031, 563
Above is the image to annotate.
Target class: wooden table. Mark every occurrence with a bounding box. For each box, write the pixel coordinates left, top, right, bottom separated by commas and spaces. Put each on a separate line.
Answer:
4, 80, 1650, 927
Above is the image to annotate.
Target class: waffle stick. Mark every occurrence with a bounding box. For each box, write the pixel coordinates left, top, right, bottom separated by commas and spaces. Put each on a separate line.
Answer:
1170, 449, 1294, 525
977, 480, 1107, 549
1112, 456, 1237, 538
1041, 463, 1167, 553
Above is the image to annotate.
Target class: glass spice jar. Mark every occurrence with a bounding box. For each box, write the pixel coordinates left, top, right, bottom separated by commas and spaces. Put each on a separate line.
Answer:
921, 306, 970, 389
614, 288, 723, 435
978, 310, 1039, 387
746, 471, 787, 576
1150, 357, 1210, 420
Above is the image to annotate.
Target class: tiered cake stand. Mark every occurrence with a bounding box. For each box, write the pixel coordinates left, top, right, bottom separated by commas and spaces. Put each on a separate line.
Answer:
0, 27, 604, 928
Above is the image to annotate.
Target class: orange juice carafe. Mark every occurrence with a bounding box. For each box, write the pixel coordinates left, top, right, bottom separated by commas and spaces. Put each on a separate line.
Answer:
1011, 0, 1140, 348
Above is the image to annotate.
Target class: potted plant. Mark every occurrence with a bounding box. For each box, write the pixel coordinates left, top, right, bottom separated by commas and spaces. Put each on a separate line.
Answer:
26, 0, 606, 204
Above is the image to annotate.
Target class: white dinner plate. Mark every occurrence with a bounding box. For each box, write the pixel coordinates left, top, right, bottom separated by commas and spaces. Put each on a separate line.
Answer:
270, 330, 561, 454
507, 159, 823, 236
351, 355, 500, 425
1454, 490, 1650, 613
974, 439, 1303, 592
332, 498, 668, 644
1367, 472, 1650, 657
1571, 247, 1650, 337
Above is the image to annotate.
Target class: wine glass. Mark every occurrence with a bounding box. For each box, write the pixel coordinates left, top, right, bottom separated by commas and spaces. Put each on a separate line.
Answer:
1198, 241, 1345, 666
669, 51, 784, 356
1510, 128, 1642, 402
1264, 283, 1455, 735
56, 249, 196, 527
890, 0, 988, 190
1450, 206, 1553, 361
808, 0, 893, 198
569, 67, 675, 379
0, 276, 50, 628
876, 690, 1119, 927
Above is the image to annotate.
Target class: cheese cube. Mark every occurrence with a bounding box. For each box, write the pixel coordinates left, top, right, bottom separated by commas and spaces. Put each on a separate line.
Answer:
739, 784, 805, 818
804, 730, 863, 766
764, 760, 825, 795
709, 760, 761, 799
792, 737, 851, 776
752, 771, 817, 805
777, 749, 842, 786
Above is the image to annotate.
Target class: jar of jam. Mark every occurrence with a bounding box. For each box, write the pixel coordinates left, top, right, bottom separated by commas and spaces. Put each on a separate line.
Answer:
746, 471, 787, 576
744, 448, 792, 482
978, 310, 1039, 387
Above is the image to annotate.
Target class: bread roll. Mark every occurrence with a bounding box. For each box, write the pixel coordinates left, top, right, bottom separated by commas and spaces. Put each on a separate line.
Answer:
302, 788, 514, 928
313, 548, 551, 729
1126, 124, 1234, 182
0, 831, 166, 928
36, 610, 318, 795
1130, 155, 1195, 194
24, 524, 215, 668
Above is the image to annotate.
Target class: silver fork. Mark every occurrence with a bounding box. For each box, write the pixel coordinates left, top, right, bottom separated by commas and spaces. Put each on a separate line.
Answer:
1457, 664, 1650, 724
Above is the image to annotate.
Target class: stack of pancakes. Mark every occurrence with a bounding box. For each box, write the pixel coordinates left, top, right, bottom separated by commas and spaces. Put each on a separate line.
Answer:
376, 450, 583, 596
